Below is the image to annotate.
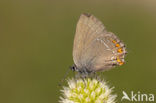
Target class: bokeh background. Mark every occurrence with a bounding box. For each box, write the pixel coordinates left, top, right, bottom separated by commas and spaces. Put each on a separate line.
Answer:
0, 0, 156, 103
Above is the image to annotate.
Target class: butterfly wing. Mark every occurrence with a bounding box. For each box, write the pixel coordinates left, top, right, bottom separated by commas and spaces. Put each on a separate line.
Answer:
73, 13, 126, 72
86, 32, 126, 71
73, 13, 105, 68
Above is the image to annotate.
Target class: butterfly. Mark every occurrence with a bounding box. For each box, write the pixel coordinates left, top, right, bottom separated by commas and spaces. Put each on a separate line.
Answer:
71, 13, 127, 75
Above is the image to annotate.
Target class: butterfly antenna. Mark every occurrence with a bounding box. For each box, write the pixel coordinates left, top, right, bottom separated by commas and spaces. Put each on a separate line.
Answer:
58, 67, 71, 86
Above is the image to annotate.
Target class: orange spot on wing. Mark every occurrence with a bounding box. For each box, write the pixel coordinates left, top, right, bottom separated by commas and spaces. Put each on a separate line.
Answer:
116, 56, 124, 65
112, 40, 116, 43
117, 48, 123, 53
116, 44, 120, 47
119, 62, 124, 65
117, 58, 121, 63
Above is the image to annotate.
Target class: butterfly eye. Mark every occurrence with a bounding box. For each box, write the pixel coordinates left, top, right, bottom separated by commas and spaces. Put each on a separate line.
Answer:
70, 66, 76, 71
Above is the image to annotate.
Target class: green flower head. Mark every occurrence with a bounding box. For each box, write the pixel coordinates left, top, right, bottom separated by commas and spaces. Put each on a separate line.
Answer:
59, 77, 117, 103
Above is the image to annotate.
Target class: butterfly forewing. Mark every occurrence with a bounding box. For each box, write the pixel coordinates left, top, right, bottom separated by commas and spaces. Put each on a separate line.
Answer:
73, 14, 106, 67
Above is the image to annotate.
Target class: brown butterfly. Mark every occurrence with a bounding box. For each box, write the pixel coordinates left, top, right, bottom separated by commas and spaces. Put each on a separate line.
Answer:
71, 13, 127, 74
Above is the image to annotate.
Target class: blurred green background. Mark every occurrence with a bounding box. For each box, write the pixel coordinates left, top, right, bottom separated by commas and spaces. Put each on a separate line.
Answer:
0, 0, 156, 103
